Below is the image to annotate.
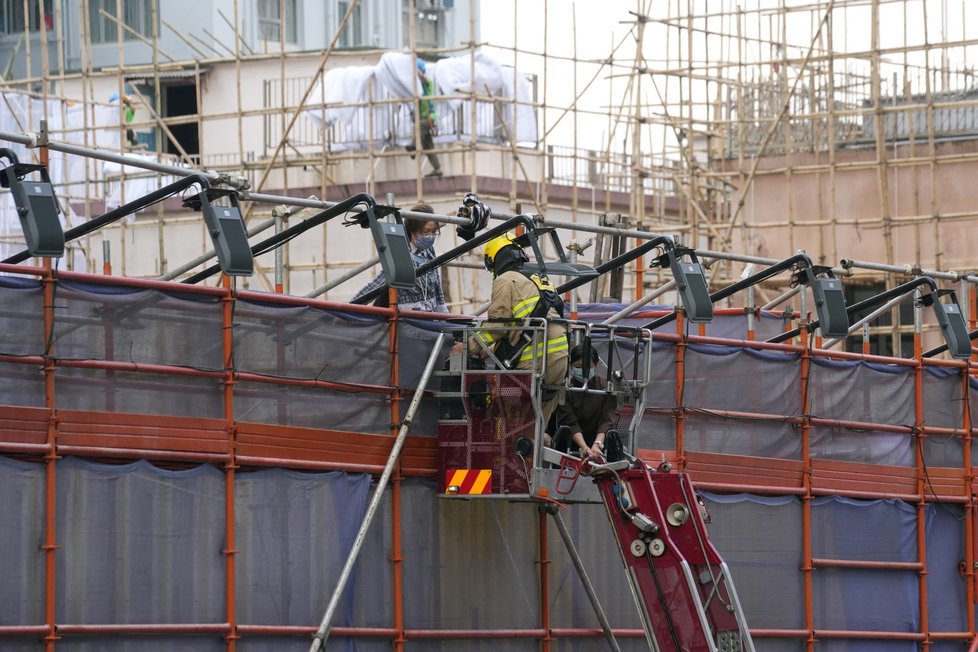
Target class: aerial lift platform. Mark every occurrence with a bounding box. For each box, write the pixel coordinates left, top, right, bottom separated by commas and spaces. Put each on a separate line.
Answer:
436, 320, 652, 503
433, 316, 756, 652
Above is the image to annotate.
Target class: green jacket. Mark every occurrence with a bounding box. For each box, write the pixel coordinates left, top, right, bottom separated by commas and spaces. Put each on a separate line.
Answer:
419, 76, 436, 121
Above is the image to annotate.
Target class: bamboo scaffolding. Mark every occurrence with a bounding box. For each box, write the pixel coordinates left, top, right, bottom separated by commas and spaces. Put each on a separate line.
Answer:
0, 1, 975, 320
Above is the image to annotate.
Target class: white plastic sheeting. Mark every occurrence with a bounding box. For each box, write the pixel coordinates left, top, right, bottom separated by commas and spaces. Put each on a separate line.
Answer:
102, 154, 185, 212
0, 96, 110, 265
0, 91, 170, 266
304, 51, 538, 150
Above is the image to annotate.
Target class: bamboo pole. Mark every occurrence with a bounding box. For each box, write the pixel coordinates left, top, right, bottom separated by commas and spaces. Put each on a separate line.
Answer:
468, 0, 477, 195
188, 31, 227, 58
572, 1, 579, 221
150, 0, 165, 276
22, 0, 31, 127
509, 0, 518, 206
79, 0, 95, 272
781, 7, 797, 255
98, 8, 176, 61
3, 0, 977, 309
125, 84, 196, 167
161, 17, 207, 59
720, 0, 838, 245
826, 4, 839, 270
541, 0, 549, 212
218, 8, 255, 55
244, 0, 361, 221
114, 0, 128, 277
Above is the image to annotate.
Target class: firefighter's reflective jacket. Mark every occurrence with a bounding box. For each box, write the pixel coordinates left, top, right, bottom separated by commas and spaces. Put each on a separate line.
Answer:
468, 270, 568, 369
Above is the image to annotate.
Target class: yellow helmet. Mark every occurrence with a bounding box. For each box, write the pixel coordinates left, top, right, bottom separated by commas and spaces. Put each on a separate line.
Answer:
483, 232, 517, 271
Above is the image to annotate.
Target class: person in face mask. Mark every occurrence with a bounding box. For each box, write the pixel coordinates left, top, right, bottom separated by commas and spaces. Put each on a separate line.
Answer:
351, 203, 448, 313
552, 344, 619, 461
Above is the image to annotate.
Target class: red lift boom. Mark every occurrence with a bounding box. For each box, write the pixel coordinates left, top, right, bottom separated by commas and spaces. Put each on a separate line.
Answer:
543, 448, 756, 652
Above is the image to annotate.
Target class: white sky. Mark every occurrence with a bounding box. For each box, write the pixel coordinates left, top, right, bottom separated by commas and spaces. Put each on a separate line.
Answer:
477, 0, 978, 154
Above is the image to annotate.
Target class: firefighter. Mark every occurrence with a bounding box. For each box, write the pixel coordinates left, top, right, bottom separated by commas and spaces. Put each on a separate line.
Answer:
465, 233, 569, 422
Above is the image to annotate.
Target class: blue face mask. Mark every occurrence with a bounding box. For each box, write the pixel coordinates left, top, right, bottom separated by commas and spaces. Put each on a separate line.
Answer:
571, 367, 594, 383
415, 234, 437, 250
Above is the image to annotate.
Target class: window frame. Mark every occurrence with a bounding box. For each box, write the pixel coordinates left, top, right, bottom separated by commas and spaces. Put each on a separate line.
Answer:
337, 0, 364, 49
257, 0, 297, 44
0, 0, 54, 36
87, 0, 154, 44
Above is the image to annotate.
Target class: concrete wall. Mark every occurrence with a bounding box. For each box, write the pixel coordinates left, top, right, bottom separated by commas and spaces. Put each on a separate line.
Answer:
728, 142, 978, 274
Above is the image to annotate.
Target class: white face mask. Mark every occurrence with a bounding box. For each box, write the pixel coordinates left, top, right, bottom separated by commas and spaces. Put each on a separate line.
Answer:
571, 367, 594, 383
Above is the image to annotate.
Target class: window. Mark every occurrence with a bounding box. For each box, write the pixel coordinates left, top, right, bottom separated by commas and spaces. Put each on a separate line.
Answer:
258, 0, 297, 43
88, 0, 153, 44
162, 83, 199, 158
0, 0, 54, 35
402, 0, 444, 50
337, 1, 363, 49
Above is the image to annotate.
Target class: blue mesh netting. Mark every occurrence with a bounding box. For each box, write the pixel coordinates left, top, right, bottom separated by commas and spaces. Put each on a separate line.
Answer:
0, 459, 969, 649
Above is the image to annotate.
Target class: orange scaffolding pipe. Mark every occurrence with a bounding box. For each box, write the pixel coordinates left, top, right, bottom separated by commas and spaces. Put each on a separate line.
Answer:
221, 275, 239, 651
42, 263, 57, 652
0, 264, 976, 648
799, 325, 815, 652
674, 311, 687, 468
538, 508, 552, 652
389, 288, 406, 652
963, 368, 977, 627
913, 331, 931, 651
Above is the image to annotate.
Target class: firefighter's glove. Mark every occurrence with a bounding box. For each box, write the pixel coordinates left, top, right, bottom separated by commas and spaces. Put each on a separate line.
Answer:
455, 192, 491, 241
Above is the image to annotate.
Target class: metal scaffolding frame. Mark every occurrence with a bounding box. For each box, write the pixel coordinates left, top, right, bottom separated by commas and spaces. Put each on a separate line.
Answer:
0, 258, 974, 650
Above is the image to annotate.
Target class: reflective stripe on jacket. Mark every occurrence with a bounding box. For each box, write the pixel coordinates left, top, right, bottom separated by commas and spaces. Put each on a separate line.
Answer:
468, 270, 568, 368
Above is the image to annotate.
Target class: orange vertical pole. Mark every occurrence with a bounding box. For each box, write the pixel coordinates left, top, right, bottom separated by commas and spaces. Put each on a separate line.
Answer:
675, 312, 687, 463
39, 112, 54, 648
538, 508, 551, 652
971, 286, 977, 369
913, 332, 930, 651
961, 369, 976, 628
799, 325, 815, 652
969, 284, 978, 620
42, 264, 58, 652
221, 275, 239, 651
389, 288, 405, 652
